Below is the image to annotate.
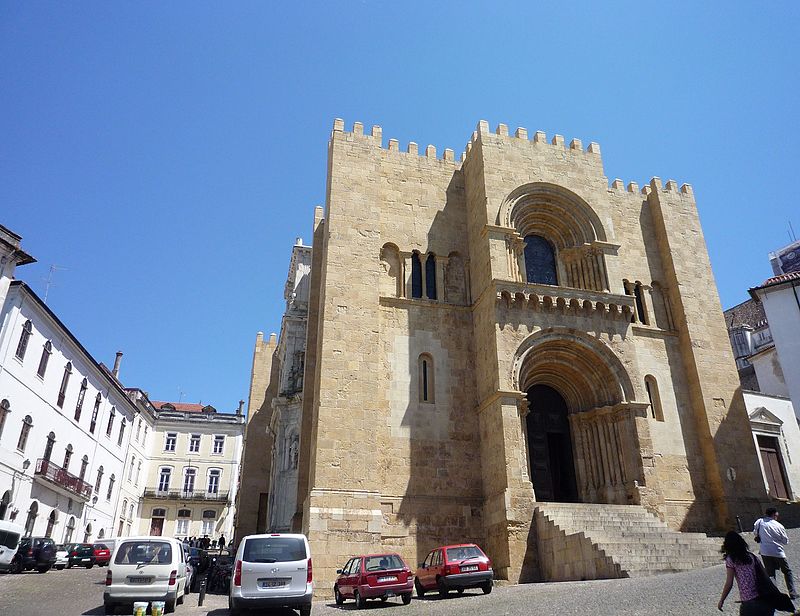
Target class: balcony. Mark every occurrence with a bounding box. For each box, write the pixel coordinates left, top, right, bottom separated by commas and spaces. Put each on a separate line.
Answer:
495, 280, 635, 321
143, 488, 230, 502
34, 458, 93, 501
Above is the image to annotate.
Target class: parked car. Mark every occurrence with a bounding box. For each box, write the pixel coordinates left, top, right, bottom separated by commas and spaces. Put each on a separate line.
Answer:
9, 536, 57, 573
229, 533, 312, 616
0, 521, 24, 572
414, 544, 493, 597
334, 553, 413, 608
93, 543, 111, 567
54, 544, 70, 570
67, 543, 96, 568
104, 536, 188, 614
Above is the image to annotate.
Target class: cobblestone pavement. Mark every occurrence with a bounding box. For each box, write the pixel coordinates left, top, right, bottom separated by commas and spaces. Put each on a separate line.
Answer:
2, 529, 799, 616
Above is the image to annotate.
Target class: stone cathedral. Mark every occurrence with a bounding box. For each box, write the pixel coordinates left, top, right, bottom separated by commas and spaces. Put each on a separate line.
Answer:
246, 118, 770, 589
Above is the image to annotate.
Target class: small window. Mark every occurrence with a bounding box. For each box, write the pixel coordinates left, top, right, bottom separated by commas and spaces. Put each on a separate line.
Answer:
63, 444, 73, 471
105, 406, 115, 437
90, 394, 101, 434
158, 467, 171, 492
135, 418, 142, 442
188, 434, 200, 453
212, 435, 224, 454
524, 235, 558, 285
106, 474, 115, 500
411, 252, 423, 299
117, 418, 126, 446
43, 431, 56, 462
15, 320, 33, 360
633, 282, 649, 325
94, 466, 104, 493
0, 399, 10, 440
79, 455, 89, 481
57, 362, 72, 408
425, 254, 437, 300
17, 415, 33, 452
152, 508, 166, 517
75, 378, 87, 421
644, 375, 664, 422
202, 509, 216, 519
164, 432, 177, 452
37, 341, 52, 378
135, 460, 141, 486
128, 456, 135, 481
418, 353, 435, 403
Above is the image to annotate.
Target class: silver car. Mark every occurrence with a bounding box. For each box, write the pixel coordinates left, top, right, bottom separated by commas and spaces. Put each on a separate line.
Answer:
229, 533, 312, 616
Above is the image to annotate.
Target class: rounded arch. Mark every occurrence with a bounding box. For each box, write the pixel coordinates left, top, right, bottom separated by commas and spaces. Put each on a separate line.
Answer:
513, 328, 634, 413
0, 490, 10, 520
499, 182, 608, 248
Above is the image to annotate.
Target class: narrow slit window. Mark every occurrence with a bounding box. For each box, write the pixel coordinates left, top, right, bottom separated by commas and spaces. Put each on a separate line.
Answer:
15, 320, 33, 360
411, 252, 423, 298
644, 376, 664, 422
425, 254, 437, 300
75, 378, 87, 421
418, 353, 435, 403
57, 362, 72, 408
90, 394, 101, 433
37, 341, 52, 378
633, 282, 649, 325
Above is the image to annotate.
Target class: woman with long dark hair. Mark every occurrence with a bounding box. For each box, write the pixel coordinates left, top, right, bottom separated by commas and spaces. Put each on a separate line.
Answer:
718, 531, 774, 615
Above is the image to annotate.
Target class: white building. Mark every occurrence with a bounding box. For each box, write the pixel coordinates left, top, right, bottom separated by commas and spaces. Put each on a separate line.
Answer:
0, 281, 139, 542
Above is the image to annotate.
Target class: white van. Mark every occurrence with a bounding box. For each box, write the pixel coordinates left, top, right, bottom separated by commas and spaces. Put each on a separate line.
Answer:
104, 536, 188, 614
229, 533, 312, 616
0, 521, 24, 571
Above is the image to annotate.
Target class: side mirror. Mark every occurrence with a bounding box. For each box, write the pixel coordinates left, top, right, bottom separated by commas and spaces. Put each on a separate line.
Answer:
336, 569, 342, 574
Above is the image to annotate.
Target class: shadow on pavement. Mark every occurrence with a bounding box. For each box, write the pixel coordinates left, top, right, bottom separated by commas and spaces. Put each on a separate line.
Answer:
80, 606, 105, 615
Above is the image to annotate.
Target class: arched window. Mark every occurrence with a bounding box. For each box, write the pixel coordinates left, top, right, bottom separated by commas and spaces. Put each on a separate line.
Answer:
201, 509, 216, 535
524, 235, 558, 285
43, 431, 56, 462
45, 509, 57, 537
106, 406, 115, 437
411, 252, 423, 298
24, 501, 38, 537
64, 516, 76, 543
79, 455, 89, 481
90, 393, 101, 434
182, 468, 196, 495
644, 375, 664, 422
425, 254, 437, 300
152, 508, 166, 518
633, 282, 649, 325
57, 362, 72, 408
135, 460, 142, 485
17, 415, 33, 452
0, 399, 10, 440
176, 508, 191, 535
418, 353, 435, 403
94, 466, 104, 493
63, 444, 73, 471
128, 455, 135, 481
117, 417, 126, 446
15, 320, 32, 360
0, 490, 11, 520
37, 341, 52, 378
207, 469, 221, 494
75, 378, 88, 421
106, 474, 115, 500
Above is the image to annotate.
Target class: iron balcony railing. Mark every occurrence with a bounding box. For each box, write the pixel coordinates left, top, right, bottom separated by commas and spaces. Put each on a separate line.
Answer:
143, 488, 230, 502
34, 458, 93, 500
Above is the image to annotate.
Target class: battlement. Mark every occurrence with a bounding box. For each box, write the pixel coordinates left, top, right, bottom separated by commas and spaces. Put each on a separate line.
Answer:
464, 120, 602, 162
331, 118, 460, 167
608, 176, 694, 198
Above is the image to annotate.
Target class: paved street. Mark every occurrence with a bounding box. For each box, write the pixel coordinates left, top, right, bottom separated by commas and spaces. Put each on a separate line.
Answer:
3, 529, 800, 616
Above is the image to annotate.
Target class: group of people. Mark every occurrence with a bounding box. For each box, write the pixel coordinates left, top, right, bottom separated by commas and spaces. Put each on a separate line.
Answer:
718, 507, 798, 615
181, 535, 231, 550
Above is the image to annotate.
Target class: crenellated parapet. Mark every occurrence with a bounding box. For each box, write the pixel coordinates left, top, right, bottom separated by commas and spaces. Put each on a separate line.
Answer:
608, 176, 694, 199
331, 118, 460, 167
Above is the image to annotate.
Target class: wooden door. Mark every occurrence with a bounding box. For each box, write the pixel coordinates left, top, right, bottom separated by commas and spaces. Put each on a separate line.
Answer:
758, 435, 789, 500
149, 517, 164, 536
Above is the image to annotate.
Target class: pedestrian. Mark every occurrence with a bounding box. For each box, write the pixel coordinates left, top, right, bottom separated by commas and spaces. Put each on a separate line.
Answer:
754, 507, 798, 599
218, 535, 225, 550
718, 530, 774, 615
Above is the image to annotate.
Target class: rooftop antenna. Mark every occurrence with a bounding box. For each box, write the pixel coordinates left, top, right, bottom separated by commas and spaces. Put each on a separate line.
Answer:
43, 264, 68, 304
178, 388, 186, 403
789, 221, 797, 242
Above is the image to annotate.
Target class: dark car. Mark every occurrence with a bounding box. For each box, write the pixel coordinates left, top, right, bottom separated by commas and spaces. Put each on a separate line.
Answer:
186, 547, 209, 592
10, 536, 57, 573
67, 543, 96, 568
92, 543, 111, 567
414, 544, 493, 597
334, 553, 413, 607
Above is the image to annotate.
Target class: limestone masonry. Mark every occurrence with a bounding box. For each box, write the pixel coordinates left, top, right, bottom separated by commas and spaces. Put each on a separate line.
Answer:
246, 119, 770, 590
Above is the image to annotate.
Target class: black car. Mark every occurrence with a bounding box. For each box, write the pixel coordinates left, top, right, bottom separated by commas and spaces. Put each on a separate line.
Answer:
10, 536, 56, 573
186, 547, 209, 592
67, 543, 96, 568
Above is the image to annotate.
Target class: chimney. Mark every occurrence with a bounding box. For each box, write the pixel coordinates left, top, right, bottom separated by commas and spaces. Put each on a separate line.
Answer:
112, 352, 123, 379
237, 400, 244, 416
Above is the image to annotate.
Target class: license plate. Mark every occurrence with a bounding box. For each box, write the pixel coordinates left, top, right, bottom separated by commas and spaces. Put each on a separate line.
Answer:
128, 577, 153, 584
260, 578, 290, 588
378, 576, 397, 583
461, 565, 479, 572
82, 558, 90, 561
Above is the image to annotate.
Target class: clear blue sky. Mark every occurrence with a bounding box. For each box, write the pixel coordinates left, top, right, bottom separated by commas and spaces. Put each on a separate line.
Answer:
2, 2, 798, 411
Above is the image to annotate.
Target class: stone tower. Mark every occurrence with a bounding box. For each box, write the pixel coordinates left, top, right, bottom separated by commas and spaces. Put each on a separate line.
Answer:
292, 119, 767, 587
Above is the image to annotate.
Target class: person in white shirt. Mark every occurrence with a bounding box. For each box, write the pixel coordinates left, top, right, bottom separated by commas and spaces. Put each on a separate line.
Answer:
754, 507, 797, 599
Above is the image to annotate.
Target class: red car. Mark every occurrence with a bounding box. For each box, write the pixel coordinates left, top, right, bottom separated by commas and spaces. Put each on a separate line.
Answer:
334, 553, 414, 608
92, 543, 111, 567
414, 543, 493, 597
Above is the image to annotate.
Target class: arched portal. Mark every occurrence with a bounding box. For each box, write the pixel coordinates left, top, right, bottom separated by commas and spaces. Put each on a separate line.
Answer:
0, 490, 10, 520
515, 329, 650, 505
45, 509, 57, 537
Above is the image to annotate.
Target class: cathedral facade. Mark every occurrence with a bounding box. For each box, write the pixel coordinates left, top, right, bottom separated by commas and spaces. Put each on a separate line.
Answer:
279, 119, 768, 587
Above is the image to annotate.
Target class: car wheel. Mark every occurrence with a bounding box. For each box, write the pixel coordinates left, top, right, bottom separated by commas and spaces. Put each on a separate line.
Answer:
85, 564, 93, 569
457, 588, 465, 595
37, 566, 50, 573
10, 559, 22, 574
481, 582, 492, 595
415, 579, 426, 598
165, 598, 176, 613
334, 586, 344, 605
56, 565, 64, 570
299, 606, 311, 616
355, 590, 365, 609
228, 596, 242, 616
402, 592, 412, 605
103, 601, 116, 615
380, 596, 388, 603
437, 578, 449, 598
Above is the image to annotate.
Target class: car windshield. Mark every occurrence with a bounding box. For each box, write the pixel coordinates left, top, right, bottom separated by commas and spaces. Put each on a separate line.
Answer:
242, 537, 306, 563
114, 541, 173, 565
364, 555, 405, 571
445, 546, 484, 562
95, 544, 108, 550
0, 530, 20, 550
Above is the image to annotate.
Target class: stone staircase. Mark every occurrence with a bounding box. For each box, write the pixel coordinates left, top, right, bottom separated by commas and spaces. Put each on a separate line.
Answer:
534, 502, 722, 581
